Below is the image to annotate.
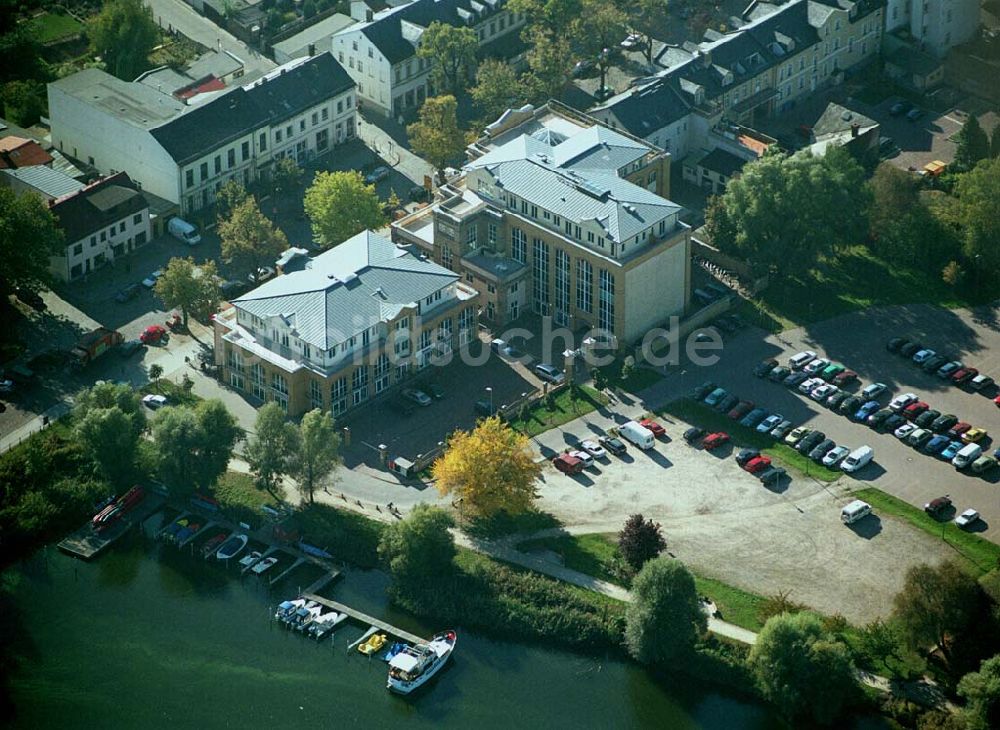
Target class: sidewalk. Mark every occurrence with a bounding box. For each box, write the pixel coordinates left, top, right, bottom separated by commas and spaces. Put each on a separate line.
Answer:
357, 114, 434, 186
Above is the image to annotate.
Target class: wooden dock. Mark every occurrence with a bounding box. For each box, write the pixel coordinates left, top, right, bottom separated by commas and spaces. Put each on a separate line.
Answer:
269, 557, 306, 586
58, 495, 166, 560
302, 593, 426, 645
178, 520, 216, 548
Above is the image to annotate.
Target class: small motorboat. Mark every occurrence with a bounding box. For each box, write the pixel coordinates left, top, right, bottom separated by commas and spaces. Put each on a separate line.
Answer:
251, 556, 278, 575
306, 612, 347, 640
174, 522, 201, 543
238, 551, 262, 568
358, 633, 388, 656
216, 534, 248, 561
201, 533, 227, 557
286, 603, 321, 630
387, 631, 456, 694
274, 598, 305, 621
383, 642, 407, 662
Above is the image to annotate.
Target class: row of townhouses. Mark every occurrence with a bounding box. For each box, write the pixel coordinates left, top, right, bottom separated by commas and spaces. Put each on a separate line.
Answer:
48, 52, 357, 217
333, 0, 527, 118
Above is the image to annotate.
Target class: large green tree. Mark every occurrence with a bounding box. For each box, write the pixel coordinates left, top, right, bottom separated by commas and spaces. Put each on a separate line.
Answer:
378, 504, 455, 594
510, 0, 582, 32
618, 513, 666, 571
1, 79, 45, 126
74, 382, 146, 439
954, 157, 1000, 290
407, 95, 467, 174
151, 399, 242, 496
0, 187, 63, 296
570, 0, 628, 97
471, 59, 527, 122
624, 557, 705, 664
218, 197, 288, 277
154, 257, 220, 326
303, 170, 386, 248
193, 399, 243, 491
892, 561, 980, 667
748, 611, 858, 725
416, 21, 478, 95
88, 0, 159, 81
625, 0, 669, 64
522, 27, 572, 102
290, 408, 341, 504
958, 654, 1000, 730
75, 406, 142, 486
244, 402, 298, 498
704, 147, 870, 276
954, 116, 991, 172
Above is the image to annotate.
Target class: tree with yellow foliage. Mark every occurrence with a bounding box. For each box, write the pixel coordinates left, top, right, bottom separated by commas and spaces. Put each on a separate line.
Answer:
432, 416, 541, 518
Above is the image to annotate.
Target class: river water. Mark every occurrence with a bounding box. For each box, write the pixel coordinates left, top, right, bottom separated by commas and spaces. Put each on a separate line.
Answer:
2, 523, 784, 729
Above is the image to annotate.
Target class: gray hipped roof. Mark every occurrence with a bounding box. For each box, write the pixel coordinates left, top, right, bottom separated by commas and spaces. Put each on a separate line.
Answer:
233, 231, 458, 349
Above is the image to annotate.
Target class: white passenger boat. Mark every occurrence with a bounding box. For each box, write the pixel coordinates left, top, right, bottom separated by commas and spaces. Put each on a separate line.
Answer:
387, 630, 456, 695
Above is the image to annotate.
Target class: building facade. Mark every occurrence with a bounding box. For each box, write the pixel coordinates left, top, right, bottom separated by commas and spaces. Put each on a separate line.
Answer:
49, 53, 356, 216
393, 108, 690, 344
333, 0, 526, 118
885, 0, 980, 57
47, 172, 151, 282
213, 231, 479, 418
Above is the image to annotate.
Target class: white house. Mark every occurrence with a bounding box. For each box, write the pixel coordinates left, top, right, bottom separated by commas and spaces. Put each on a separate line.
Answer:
885, 0, 980, 57
48, 53, 357, 216
333, 0, 526, 118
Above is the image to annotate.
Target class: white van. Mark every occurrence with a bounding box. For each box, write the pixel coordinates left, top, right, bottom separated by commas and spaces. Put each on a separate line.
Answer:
619, 420, 654, 450
168, 217, 201, 245
841, 499, 872, 524
952, 443, 983, 470
841, 445, 874, 473
788, 350, 816, 370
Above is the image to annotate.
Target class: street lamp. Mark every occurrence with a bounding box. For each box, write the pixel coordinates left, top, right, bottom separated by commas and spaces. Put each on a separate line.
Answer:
485, 386, 493, 414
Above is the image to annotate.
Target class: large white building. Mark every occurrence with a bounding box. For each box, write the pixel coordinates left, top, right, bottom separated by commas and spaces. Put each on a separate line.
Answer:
885, 0, 980, 57
48, 53, 357, 216
333, 0, 526, 118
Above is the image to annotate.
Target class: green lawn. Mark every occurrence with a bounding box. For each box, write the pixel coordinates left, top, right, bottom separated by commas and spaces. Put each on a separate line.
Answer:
661, 399, 841, 481
853, 487, 1000, 575
464, 508, 562, 539
31, 12, 83, 43
506, 385, 608, 437
140, 379, 202, 407
694, 575, 769, 633
595, 363, 664, 393
213, 470, 282, 525
741, 246, 973, 333
290, 502, 386, 568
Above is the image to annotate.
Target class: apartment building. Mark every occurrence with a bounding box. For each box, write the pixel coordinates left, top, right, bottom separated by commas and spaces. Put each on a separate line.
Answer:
47, 172, 151, 282
48, 53, 356, 216
213, 230, 479, 418
393, 106, 690, 344
333, 0, 526, 118
591, 0, 884, 161
885, 0, 980, 57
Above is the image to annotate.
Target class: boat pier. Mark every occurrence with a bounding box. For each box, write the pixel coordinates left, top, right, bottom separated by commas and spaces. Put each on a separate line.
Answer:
269, 557, 306, 586
178, 520, 217, 548
57, 494, 166, 560
302, 593, 426, 645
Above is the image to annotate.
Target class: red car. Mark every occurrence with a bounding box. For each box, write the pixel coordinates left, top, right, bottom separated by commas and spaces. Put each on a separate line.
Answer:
552, 453, 583, 475
702, 432, 730, 450
952, 367, 978, 385
946, 421, 972, 439
727, 400, 754, 420
639, 418, 666, 438
994, 395, 1000, 408
832, 370, 858, 387
903, 401, 929, 421
140, 324, 167, 344
744, 455, 772, 474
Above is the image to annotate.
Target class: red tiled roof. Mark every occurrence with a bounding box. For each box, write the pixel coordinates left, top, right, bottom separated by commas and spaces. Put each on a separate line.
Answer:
0, 136, 53, 169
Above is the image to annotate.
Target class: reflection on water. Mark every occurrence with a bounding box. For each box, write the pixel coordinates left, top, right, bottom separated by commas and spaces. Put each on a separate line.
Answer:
3, 533, 782, 729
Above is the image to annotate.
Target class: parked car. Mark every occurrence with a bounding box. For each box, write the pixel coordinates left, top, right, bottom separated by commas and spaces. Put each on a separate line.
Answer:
922, 354, 949, 373
757, 414, 783, 434
861, 382, 888, 401
826, 391, 850, 410
809, 384, 838, 402
889, 392, 919, 412
899, 341, 923, 358
788, 351, 816, 370
715, 394, 739, 413
912, 348, 936, 365
822, 445, 851, 467
937, 361, 962, 379
923, 435, 951, 456
797, 431, 826, 454
970, 375, 994, 392
894, 423, 918, 440
853, 400, 881, 422
702, 432, 730, 450
142, 394, 168, 410
785, 426, 810, 447
868, 409, 894, 429
140, 324, 167, 345
728, 400, 754, 420
753, 358, 779, 377
914, 409, 942, 428
940, 441, 965, 461
972, 456, 998, 474
735, 448, 761, 466
598, 435, 628, 456
802, 358, 831, 376
118, 340, 144, 358
820, 363, 846, 382
142, 270, 164, 288
115, 283, 142, 303
740, 408, 768, 428
569, 449, 594, 468
962, 427, 988, 444
906, 428, 934, 449
839, 396, 863, 416
832, 370, 858, 387
759, 466, 788, 486
534, 363, 565, 384
639, 418, 666, 437
692, 381, 716, 400
682, 427, 705, 444
704, 387, 728, 406
364, 166, 390, 184
571, 59, 595, 77
553, 453, 583, 475
955, 509, 980, 530
770, 420, 794, 439
783, 371, 809, 388
809, 438, 836, 461
886, 337, 907, 352
402, 388, 432, 406
798, 377, 825, 394
744, 455, 772, 474
930, 414, 959, 433
946, 422, 972, 439
952, 367, 979, 385
768, 366, 792, 382
923, 496, 952, 518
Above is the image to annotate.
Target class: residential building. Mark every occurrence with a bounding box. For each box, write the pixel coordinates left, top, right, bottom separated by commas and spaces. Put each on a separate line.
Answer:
1, 165, 85, 201
47, 172, 151, 282
213, 230, 479, 417
0, 136, 53, 169
591, 0, 884, 163
883, 45, 945, 89
272, 13, 356, 64
333, 0, 526, 118
804, 102, 880, 158
885, 0, 980, 57
393, 107, 690, 343
48, 52, 356, 216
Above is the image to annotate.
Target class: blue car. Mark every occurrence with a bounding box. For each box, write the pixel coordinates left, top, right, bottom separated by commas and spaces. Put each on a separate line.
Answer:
923, 435, 950, 456
940, 441, 964, 461
740, 408, 768, 428
853, 400, 881, 422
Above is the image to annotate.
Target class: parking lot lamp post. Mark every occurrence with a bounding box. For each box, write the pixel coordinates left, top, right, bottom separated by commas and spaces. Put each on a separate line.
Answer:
485, 386, 493, 415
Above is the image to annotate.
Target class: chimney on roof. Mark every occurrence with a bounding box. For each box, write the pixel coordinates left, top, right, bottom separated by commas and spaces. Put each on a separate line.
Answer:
308, 43, 316, 57
851, 123, 859, 138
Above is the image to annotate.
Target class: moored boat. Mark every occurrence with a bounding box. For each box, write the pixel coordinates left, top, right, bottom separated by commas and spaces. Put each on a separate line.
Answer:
387, 631, 456, 694
358, 633, 387, 656
285, 603, 321, 629
274, 598, 305, 621
250, 556, 278, 575
200, 533, 227, 557
306, 612, 346, 640
238, 551, 262, 568
215, 534, 248, 561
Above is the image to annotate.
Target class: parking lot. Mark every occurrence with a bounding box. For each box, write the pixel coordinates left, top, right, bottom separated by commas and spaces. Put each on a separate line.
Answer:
862, 96, 964, 171
532, 407, 957, 624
